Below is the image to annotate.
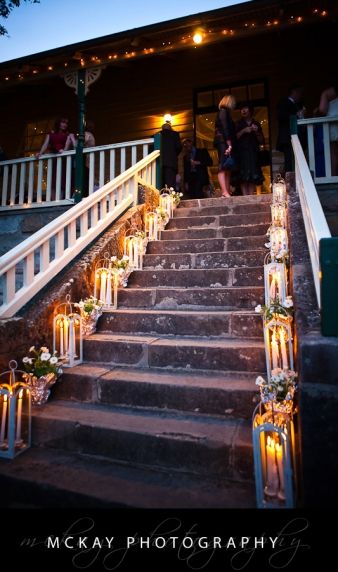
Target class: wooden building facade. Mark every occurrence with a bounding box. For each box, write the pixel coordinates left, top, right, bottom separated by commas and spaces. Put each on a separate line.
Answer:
0, 0, 337, 184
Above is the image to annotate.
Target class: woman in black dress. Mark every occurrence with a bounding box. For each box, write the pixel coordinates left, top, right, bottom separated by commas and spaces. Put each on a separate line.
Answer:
214, 95, 237, 197
236, 103, 264, 195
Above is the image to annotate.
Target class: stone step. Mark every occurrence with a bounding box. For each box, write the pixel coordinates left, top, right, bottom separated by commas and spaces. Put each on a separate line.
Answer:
179, 194, 271, 208
30, 400, 254, 481
143, 250, 265, 269
147, 236, 267, 255
97, 309, 262, 338
174, 202, 271, 217
0, 447, 255, 508
166, 211, 270, 230
127, 267, 263, 288
55, 364, 259, 418
117, 286, 264, 310
160, 222, 269, 240
83, 333, 265, 373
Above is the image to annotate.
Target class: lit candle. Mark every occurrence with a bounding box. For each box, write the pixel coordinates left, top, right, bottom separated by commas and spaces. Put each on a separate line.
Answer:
68, 318, 75, 362
16, 389, 23, 443
134, 239, 139, 269
271, 328, 279, 369
265, 436, 279, 498
148, 216, 153, 240
100, 271, 107, 304
154, 213, 158, 239
0, 394, 8, 445
276, 442, 285, 500
63, 318, 69, 357
279, 326, 289, 369
113, 271, 118, 308
106, 270, 112, 307
269, 272, 277, 301
128, 239, 133, 266
59, 319, 64, 357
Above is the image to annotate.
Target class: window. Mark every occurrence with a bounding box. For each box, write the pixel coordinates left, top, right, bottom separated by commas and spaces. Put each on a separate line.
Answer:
21, 118, 54, 156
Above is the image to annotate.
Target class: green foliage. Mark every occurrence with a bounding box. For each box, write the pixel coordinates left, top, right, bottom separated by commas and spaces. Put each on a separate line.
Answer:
0, 1, 40, 36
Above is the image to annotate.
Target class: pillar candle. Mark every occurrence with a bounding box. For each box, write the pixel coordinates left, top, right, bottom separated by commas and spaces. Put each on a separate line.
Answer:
0, 395, 8, 445
106, 270, 112, 306
100, 271, 107, 305
16, 390, 23, 443
271, 328, 280, 370
265, 436, 279, 498
276, 442, 285, 500
279, 326, 289, 370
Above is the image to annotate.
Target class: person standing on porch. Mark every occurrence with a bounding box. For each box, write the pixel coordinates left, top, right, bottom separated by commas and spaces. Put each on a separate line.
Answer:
182, 138, 213, 199
159, 122, 182, 190
236, 103, 264, 195
214, 95, 237, 197
315, 80, 338, 176
276, 85, 304, 173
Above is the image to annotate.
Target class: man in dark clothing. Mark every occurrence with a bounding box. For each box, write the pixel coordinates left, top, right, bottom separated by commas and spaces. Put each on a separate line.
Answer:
276, 85, 305, 172
160, 123, 182, 189
183, 138, 213, 199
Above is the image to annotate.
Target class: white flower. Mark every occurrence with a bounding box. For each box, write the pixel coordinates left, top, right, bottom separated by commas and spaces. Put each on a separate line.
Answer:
50, 356, 58, 364
255, 305, 262, 313
23, 356, 32, 364
40, 346, 49, 353
111, 256, 117, 261
69, 278, 74, 283
40, 352, 51, 361
29, 346, 35, 352
283, 296, 293, 308
265, 242, 271, 248
122, 255, 129, 261
255, 376, 265, 386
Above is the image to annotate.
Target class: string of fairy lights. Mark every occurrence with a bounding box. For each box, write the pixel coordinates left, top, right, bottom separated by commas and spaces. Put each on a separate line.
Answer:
1, 7, 330, 83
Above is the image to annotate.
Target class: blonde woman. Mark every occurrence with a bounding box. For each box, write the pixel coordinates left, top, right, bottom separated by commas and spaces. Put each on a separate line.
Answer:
214, 94, 236, 197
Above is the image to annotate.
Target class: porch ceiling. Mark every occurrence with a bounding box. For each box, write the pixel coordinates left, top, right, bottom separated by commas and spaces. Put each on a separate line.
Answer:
0, 0, 335, 88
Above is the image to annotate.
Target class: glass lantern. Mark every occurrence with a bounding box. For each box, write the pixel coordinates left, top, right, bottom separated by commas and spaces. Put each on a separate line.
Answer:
263, 315, 294, 380
0, 360, 31, 459
270, 226, 288, 260
93, 253, 119, 310
160, 185, 174, 219
53, 294, 83, 367
264, 255, 288, 306
145, 211, 160, 241
271, 202, 287, 229
252, 403, 296, 508
272, 174, 287, 204
124, 232, 144, 271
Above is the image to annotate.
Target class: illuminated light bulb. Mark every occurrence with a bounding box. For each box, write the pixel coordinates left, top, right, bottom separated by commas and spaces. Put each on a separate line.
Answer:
163, 113, 172, 124
193, 32, 203, 44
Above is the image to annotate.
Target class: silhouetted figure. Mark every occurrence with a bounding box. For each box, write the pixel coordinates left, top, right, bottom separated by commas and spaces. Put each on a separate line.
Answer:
276, 85, 305, 173
182, 138, 213, 199
159, 123, 182, 189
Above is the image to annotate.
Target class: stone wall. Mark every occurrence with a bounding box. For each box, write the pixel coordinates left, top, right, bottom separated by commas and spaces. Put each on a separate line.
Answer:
286, 173, 338, 507
0, 186, 156, 370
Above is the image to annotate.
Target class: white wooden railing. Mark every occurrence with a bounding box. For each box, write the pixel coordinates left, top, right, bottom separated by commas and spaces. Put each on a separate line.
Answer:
297, 116, 338, 184
291, 134, 331, 307
0, 138, 154, 210
0, 150, 159, 318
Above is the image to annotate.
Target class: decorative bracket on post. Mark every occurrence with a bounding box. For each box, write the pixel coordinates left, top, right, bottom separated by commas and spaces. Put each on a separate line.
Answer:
63, 66, 105, 95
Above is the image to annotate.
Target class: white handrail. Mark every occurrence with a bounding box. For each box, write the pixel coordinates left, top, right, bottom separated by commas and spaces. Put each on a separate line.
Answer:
0, 138, 154, 210
291, 134, 331, 307
0, 150, 159, 318
297, 115, 338, 184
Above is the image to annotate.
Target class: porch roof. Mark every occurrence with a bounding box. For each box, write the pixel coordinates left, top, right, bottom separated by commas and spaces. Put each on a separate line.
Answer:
0, 0, 335, 87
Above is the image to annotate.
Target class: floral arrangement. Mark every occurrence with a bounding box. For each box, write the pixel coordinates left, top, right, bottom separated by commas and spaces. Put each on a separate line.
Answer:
134, 230, 146, 239
256, 368, 297, 405
110, 255, 129, 270
22, 346, 60, 378
169, 189, 183, 205
155, 206, 169, 221
265, 226, 289, 265
255, 296, 293, 321
75, 296, 104, 315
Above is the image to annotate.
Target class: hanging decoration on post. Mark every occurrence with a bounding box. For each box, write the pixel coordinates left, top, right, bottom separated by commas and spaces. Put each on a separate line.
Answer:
252, 402, 296, 508
93, 253, 120, 309
0, 360, 31, 459
53, 295, 83, 367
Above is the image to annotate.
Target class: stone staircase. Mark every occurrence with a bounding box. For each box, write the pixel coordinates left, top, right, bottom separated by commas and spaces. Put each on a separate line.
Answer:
0, 194, 271, 508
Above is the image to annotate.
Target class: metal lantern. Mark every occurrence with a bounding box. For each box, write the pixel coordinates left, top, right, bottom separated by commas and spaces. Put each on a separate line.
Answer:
272, 175, 286, 204
0, 360, 31, 459
160, 186, 174, 219
252, 403, 296, 508
146, 211, 160, 241
271, 202, 287, 229
124, 233, 144, 270
270, 226, 288, 259
263, 315, 294, 380
53, 294, 83, 367
93, 253, 119, 310
264, 255, 288, 306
